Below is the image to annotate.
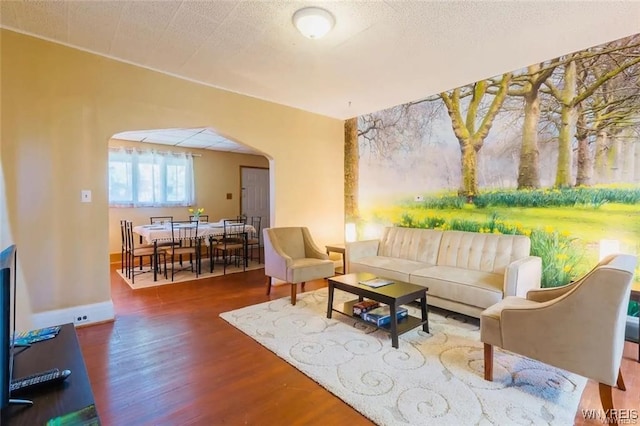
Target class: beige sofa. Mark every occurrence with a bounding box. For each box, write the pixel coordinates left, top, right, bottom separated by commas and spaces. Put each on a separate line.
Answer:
346, 227, 542, 318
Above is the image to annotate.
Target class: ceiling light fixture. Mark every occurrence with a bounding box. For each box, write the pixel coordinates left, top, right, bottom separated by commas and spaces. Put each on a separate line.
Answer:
292, 7, 335, 39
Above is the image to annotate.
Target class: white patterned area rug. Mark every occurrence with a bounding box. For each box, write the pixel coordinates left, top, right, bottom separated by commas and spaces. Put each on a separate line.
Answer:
220, 288, 587, 426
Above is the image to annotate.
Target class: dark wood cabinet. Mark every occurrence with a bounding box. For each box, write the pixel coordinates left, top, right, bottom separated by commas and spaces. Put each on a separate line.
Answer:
4, 323, 98, 424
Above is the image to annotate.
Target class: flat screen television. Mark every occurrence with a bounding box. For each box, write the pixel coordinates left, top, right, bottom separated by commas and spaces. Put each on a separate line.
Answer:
0, 244, 17, 413
0, 244, 31, 421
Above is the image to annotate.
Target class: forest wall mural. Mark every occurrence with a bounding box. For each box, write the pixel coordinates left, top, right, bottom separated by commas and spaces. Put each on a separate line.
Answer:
346, 33, 640, 316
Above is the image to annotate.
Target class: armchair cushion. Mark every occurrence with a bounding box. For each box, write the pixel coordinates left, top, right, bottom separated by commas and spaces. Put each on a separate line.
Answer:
287, 258, 335, 283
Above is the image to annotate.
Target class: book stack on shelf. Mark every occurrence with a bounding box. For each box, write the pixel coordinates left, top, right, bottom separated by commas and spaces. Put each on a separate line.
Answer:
362, 306, 408, 326
352, 300, 379, 318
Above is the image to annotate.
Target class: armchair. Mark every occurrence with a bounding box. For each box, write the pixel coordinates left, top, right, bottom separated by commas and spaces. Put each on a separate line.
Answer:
263, 227, 335, 305
481, 254, 638, 417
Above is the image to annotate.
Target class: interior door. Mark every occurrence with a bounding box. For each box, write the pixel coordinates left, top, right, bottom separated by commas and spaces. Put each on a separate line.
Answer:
241, 167, 270, 236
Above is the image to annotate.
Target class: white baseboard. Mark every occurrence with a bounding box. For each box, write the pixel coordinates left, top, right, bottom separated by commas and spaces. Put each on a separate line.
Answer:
31, 300, 115, 329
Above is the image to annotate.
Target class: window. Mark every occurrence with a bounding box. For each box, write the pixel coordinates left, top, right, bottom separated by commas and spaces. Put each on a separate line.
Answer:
108, 147, 195, 207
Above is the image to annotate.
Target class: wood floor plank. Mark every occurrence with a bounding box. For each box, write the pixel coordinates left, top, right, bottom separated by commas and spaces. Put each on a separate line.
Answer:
76, 265, 639, 425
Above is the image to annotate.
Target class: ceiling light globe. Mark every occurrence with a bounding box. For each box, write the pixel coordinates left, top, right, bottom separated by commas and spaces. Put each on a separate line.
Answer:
293, 7, 335, 39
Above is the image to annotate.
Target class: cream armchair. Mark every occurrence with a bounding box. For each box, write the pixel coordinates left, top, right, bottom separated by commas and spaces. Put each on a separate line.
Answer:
481, 254, 638, 417
263, 227, 335, 305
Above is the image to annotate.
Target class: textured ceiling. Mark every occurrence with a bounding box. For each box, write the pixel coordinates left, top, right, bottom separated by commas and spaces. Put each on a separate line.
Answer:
1, 0, 639, 153
112, 127, 258, 154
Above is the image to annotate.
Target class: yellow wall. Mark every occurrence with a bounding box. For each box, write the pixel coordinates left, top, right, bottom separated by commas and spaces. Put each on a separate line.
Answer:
0, 30, 344, 324
107, 139, 269, 255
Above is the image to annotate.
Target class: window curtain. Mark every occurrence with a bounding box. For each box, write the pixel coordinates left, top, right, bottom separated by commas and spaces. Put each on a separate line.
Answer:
109, 147, 195, 207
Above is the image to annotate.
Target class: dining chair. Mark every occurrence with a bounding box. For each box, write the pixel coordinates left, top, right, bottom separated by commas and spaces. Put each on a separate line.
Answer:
149, 215, 183, 250
120, 220, 128, 275
150, 216, 173, 225
162, 220, 201, 281
124, 221, 159, 283
246, 216, 262, 264
189, 214, 209, 222
211, 220, 247, 274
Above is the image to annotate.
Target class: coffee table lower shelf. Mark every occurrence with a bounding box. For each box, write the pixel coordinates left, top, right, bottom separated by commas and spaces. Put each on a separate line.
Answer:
333, 299, 427, 337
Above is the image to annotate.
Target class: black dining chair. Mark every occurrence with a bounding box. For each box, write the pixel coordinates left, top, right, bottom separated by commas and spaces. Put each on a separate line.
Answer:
150, 216, 173, 225
120, 220, 128, 275
149, 216, 181, 249
161, 220, 201, 281
211, 220, 247, 274
246, 216, 262, 264
189, 214, 209, 222
124, 221, 161, 283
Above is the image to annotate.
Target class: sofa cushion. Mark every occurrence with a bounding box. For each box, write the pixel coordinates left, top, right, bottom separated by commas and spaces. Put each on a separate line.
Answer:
437, 231, 531, 274
350, 256, 430, 282
379, 227, 443, 264
410, 265, 504, 309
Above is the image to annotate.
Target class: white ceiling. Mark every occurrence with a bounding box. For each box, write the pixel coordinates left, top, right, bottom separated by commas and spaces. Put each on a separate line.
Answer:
1, 1, 639, 153
112, 127, 259, 154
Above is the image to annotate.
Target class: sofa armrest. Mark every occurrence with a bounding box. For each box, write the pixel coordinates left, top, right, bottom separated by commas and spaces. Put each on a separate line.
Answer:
503, 256, 542, 297
345, 239, 380, 273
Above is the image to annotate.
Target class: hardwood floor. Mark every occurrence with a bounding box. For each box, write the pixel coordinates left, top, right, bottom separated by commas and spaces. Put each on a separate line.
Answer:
77, 266, 639, 425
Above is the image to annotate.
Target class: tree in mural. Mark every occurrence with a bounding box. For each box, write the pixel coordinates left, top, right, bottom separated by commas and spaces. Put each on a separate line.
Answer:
351, 102, 441, 217
344, 117, 359, 221
544, 36, 640, 187
358, 102, 432, 160
633, 127, 640, 182
440, 73, 512, 198
577, 62, 640, 185
508, 61, 559, 189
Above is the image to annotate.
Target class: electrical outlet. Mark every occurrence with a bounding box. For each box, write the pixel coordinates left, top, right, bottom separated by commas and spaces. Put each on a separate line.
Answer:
81, 190, 92, 203
73, 314, 90, 325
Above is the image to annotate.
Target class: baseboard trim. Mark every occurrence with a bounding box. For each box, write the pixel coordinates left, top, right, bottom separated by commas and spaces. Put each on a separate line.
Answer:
110, 252, 122, 264
31, 300, 115, 329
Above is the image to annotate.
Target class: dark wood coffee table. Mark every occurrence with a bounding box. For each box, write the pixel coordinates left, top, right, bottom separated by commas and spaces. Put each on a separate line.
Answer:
327, 272, 429, 348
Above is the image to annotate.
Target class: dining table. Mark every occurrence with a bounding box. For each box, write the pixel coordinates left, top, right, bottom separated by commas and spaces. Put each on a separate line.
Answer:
133, 221, 256, 281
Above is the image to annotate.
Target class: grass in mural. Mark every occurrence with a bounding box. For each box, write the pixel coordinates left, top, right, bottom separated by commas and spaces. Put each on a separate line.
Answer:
407, 185, 640, 209
365, 187, 640, 317
383, 203, 640, 250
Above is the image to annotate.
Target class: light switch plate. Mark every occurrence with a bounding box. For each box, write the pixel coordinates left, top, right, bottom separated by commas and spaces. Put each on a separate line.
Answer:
81, 190, 92, 203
